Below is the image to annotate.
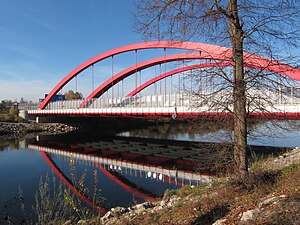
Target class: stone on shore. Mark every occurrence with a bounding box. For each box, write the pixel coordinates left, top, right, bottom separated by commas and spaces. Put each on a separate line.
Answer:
0, 122, 77, 137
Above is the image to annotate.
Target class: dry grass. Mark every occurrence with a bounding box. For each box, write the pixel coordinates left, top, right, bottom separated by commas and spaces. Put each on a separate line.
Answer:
110, 159, 300, 225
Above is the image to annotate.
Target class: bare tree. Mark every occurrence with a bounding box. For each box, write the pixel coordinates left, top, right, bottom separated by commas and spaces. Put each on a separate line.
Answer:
133, 0, 300, 176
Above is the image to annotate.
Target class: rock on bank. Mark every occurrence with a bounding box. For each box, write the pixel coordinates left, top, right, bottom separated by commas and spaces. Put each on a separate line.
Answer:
0, 122, 77, 136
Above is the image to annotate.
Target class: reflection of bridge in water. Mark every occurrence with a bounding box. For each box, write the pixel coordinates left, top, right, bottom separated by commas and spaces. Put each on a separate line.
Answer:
28, 138, 212, 183
27, 135, 288, 212
27, 136, 217, 213
40, 151, 109, 214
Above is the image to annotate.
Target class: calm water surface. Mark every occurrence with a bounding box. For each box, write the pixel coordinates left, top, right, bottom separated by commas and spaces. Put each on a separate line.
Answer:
0, 121, 299, 222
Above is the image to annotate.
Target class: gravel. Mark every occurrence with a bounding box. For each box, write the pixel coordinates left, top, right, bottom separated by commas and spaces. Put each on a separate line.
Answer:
0, 122, 77, 137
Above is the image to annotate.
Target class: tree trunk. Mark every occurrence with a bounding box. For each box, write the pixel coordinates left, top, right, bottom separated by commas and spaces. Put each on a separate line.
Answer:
227, 0, 248, 176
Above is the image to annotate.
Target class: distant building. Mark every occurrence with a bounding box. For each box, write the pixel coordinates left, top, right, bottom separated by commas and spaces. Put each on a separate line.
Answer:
45, 94, 65, 102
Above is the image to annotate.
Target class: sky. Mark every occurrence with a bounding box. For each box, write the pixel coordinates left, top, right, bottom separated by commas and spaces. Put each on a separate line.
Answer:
2, 1, 299, 102
0, 0, 143, 101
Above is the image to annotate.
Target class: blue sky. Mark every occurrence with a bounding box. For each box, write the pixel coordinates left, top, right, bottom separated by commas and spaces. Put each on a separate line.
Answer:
2, 1, 298, 102
0, 0, 142, 101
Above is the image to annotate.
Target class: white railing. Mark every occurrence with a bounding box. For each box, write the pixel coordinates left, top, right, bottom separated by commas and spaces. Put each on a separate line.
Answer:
26, 92, 300, 115
44, 94, 189, 110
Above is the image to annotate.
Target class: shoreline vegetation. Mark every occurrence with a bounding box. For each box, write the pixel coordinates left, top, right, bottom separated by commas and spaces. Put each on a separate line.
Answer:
97, 147, 300, 225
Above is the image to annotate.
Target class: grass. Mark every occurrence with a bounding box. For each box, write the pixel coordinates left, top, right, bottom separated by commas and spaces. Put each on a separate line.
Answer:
107, 152, 300, 225
34, 175, 77, 225
32, 174, 101, 225
2, 157, 105, 225
281, 163, 300, 174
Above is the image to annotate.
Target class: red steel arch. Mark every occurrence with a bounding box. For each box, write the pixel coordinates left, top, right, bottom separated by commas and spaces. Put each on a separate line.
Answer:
39, 41, 300, 110
127, 60, 299, 97
40, 41, 225, 109
80, 52, 204, 107
127, 62, 232, 97
82, 55, 300, 108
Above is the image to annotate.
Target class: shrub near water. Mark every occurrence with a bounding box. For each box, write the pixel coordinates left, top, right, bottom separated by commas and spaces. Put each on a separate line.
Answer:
34, 176, 76, 224
34, 158, 105, 224
0, 107, 24, 122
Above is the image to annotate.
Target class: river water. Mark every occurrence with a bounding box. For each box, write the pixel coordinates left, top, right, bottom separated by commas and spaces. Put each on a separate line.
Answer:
0, 120, 299, 223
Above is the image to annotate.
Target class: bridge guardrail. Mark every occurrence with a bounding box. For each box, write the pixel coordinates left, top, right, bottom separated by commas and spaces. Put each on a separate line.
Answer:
27, 91, 300, 116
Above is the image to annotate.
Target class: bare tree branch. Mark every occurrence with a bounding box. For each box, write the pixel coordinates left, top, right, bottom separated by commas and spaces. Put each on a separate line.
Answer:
133, 0, 300, 176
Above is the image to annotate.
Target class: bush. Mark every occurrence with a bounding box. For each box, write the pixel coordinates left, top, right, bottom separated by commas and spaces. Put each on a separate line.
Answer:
0, 107, 25, 123
14, 115, 24, 123
3, 115, 13, 122
8, 107, 18, 116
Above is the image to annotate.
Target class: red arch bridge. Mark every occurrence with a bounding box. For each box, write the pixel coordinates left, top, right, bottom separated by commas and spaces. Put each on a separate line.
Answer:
28, 41, 300, 119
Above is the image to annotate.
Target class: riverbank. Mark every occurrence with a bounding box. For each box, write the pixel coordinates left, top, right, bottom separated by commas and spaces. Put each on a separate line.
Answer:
96, 147, 300, 225
0, 121, 77, 138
